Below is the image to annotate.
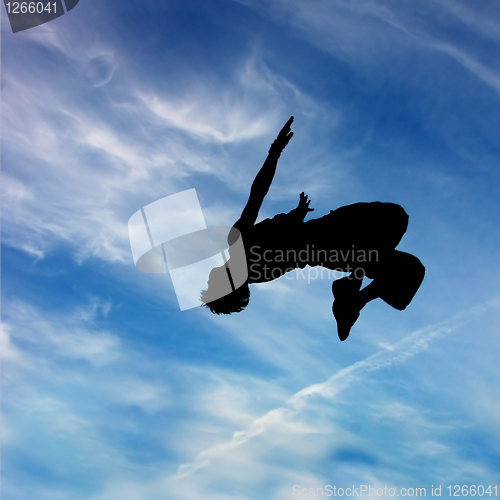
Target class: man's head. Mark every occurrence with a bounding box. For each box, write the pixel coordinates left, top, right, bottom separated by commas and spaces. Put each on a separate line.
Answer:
200, 265, 250, 314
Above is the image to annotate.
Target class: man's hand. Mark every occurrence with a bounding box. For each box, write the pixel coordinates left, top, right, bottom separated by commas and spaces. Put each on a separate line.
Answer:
269, 116, 294, 156
296, 191, 314, 220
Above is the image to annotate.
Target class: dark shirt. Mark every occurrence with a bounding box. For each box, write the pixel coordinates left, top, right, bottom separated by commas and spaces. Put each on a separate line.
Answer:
229, 202, 408, 284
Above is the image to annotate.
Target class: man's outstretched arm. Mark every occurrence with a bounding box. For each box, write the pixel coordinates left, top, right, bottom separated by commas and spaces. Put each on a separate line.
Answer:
235, 116, 294, 229
287, 192, 315, 222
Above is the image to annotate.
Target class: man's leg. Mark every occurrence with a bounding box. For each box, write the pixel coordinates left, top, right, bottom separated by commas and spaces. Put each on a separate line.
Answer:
331, 273, 364, 341
364, 250, 425, 310
331, 250, 425, 341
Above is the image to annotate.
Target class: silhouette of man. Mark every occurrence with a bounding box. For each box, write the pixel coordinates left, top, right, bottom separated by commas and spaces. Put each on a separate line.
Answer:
201, 117, 425, 340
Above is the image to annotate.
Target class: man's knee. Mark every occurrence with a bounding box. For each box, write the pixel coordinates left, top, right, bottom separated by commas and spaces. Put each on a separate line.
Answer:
392, 253, 425, 310
373, 251, 425, 310
390, 203, 409, 238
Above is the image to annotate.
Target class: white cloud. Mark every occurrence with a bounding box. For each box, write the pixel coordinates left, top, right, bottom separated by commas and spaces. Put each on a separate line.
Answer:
103, 377, 171, 413
139, 93, 273, 144
173, 297, 498, 480
3, 300, 121, 366
2, 31, 338, 270
3, 289, 499, 500
0, 324, 26, 367
4, 4, 500, 498
139, 55, 337, 146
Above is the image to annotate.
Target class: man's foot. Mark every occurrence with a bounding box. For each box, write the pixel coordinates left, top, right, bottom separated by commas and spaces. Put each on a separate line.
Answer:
332, 277, 363, 341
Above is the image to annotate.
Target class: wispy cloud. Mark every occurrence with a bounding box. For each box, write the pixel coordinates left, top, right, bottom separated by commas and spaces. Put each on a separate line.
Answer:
2, 29, 336, 268
430, 42, 500, 94
174, 297, 498, 480
3, 1, 500, 498
436, 0, 500, 42
240, 0, 500, 96
2, 299, 120, 367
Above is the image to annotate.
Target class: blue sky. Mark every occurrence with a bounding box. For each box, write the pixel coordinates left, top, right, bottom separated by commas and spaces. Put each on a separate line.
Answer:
1, 0, 500, 498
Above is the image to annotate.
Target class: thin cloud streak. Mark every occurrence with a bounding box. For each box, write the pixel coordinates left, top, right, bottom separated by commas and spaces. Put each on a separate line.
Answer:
174, 296, 499, 479
431, 42, 500, 94
243, 0, 500, 96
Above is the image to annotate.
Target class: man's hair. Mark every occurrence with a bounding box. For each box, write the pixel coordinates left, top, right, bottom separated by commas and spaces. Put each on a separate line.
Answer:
200, 283, 250, 315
